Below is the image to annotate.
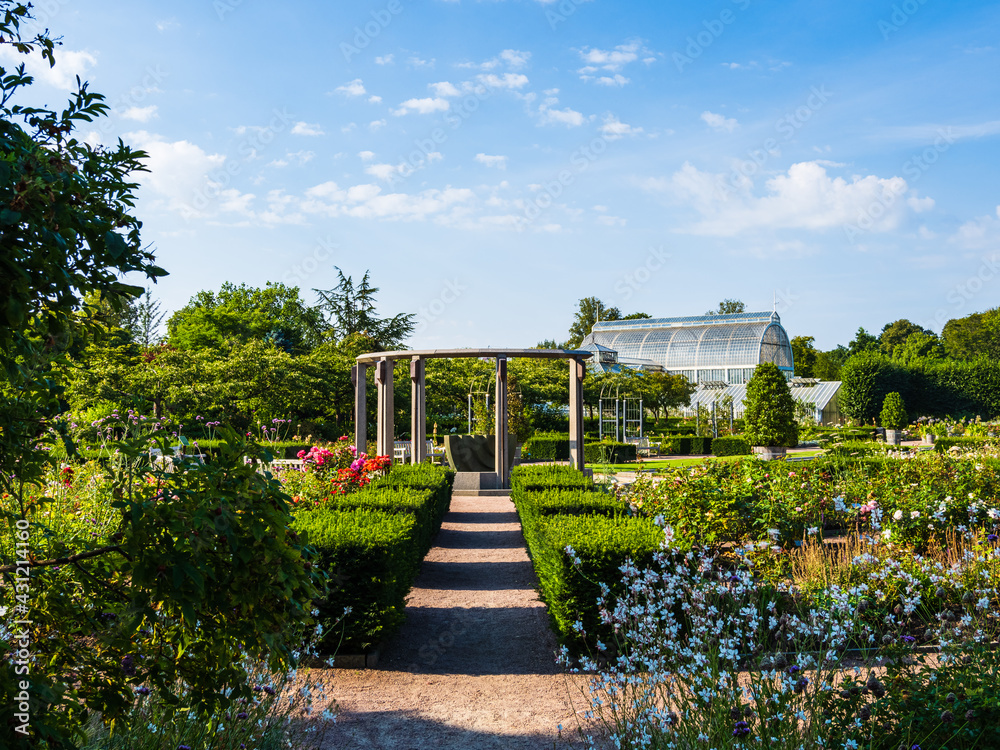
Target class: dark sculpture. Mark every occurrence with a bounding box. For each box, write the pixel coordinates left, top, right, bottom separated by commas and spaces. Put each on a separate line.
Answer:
444, 434, 516, 473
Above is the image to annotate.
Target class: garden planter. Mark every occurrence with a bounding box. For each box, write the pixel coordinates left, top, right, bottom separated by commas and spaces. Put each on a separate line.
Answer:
752, 446, 787, 461
885, 429, 902, 445
922, 434, 935, 445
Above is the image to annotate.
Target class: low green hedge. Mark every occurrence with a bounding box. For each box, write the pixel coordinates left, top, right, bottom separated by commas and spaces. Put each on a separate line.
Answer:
660, 436, 714, 455
293, 508, 417, 653
528, 514, 664, 654
711, 436, 751, 456
510, 465, 595, 493
522, 434, 570, 461
293, 464, 454, 654
584, 441, 637, 463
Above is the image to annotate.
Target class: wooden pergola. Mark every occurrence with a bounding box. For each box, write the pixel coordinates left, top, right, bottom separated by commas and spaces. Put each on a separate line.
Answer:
353, 348, 593, 489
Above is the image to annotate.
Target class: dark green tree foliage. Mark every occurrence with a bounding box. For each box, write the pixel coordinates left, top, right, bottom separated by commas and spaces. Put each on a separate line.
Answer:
839, 352, 909, 424
814, 346, 847, 381
167, 281, 326, 354
315, 267, 414, 352
942, 308, 1000, 360
890, 331, 945, 365
790, 335, 818, 378
742, 362, 798, 447
879, 319, 928, 355
567, 296, 621, 348
880, 391, 908, 430
847, 327, 879, 356
705, 298, 746, 315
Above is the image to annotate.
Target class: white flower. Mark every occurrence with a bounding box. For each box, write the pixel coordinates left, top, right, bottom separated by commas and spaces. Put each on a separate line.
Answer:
893, 510, 904, 521
911, 511, 920, 519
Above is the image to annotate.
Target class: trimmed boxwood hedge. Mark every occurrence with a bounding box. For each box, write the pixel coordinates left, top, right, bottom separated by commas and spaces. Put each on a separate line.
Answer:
510, 465, 595, 493
660, 436, 714, 456
522, 434, 570, 461
527, 514, 664, 653
293, 464, 454, 654
934, 436, 998, 453
711, 436, 751, 456
293, 508, 417, 653
583, 441, 637, 464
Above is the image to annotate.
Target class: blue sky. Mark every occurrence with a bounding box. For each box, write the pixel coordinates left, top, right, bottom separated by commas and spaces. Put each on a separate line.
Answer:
9, 0, 1000, 350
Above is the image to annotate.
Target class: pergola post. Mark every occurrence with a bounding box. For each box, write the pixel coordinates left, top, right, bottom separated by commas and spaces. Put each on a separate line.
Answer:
569, 357, 585, 471
410, 356, 426, 464
375, 358, 394, 458
494, 357, 508, 489
352, 363, 368, 457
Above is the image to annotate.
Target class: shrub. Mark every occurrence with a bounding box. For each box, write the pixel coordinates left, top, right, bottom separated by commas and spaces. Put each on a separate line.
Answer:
292, 508, 417, 653
525, 514, 664, 653
510, 464, 595, 493
933, 436, 997, 453
880, 391, 908, 430
522, 433, 570, 461
839, 351, 911, 423
660, 436, 713, 455
711, 435, 751, 456
584, 441, 637, 463
743, 363, 799, 448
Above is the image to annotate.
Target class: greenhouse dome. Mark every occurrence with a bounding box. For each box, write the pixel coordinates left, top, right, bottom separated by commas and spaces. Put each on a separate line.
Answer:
579, 311, 795, 385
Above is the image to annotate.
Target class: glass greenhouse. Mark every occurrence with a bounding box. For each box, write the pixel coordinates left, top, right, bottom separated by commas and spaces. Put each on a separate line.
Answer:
580, 311, 795, 385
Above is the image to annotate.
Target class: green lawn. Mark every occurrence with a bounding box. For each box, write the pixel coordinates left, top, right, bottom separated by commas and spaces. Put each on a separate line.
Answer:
597, 450, 825, 472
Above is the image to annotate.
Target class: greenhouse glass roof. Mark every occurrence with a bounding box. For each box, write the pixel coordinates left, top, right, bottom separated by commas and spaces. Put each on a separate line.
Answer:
580, 311, 795, 384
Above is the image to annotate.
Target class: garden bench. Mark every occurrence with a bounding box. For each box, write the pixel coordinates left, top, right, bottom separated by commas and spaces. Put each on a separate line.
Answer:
394, 439, 443, 464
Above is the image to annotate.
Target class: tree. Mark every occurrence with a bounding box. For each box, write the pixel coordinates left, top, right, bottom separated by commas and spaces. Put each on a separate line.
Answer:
847, 327, 879, 357
567, 297, 621, 348
790, 335, 818, 378
705, 298, 746, 315
880, 391, 908, 430
639, 371, 696, 420
891, 331, 945, 365
168, 282, 326, 354
742, 362, 798, 447
879, 319, 927, 355
814, 346, 848, 381
132, 288, 167, 347
838, 351, 910, 424
315, 268, 414, 352
0, 7, 319, 745
942, 308, 1000, 361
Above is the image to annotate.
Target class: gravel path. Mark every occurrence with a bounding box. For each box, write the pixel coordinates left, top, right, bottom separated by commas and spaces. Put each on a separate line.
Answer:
319, 493, 591, 749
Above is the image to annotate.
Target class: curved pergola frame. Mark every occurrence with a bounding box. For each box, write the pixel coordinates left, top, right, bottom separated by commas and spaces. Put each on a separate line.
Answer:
353, 348, 593, 489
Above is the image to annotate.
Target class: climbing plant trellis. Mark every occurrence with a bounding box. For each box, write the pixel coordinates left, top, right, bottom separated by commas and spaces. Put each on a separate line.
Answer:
598, 375, 643, 443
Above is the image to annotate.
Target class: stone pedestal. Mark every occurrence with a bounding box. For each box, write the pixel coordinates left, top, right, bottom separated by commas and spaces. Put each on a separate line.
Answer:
753, 446, 787, 461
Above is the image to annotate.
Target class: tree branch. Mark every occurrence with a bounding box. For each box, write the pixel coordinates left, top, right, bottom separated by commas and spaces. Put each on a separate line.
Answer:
0, 544, 131, 574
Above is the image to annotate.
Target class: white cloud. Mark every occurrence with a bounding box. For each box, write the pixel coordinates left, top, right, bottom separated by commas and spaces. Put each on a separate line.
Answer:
477, 72, 529, 90
124, 130, 255, 220
334, 79, 367, 97
908, 195, 935, 213
407, 56, 435, 69
122, 105, 158, 123
369, 119, 387, 131
537, 93, 588, 127
659, 160, 921, 237
302, 181, 474, 222
156, 19, 180, 31
368, 95, 382, 104
358, 150, 376, 161
951, 205, 1000, 249
596, 215, 626, 226
578, 41, 640, 72
475, 153, 508, 169
392, 97, 450, 116
375, 54, 394, 65
291, 122, 325, 136
461, 49, 532, 71
0, 46, 97, 91
600, 115, 643, 140
701, 111, 739, 133
595, 74, 629, 87
429, 81, 462, 97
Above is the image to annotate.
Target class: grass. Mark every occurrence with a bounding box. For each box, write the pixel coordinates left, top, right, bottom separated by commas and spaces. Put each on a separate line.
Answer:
596, 449, 825, 472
